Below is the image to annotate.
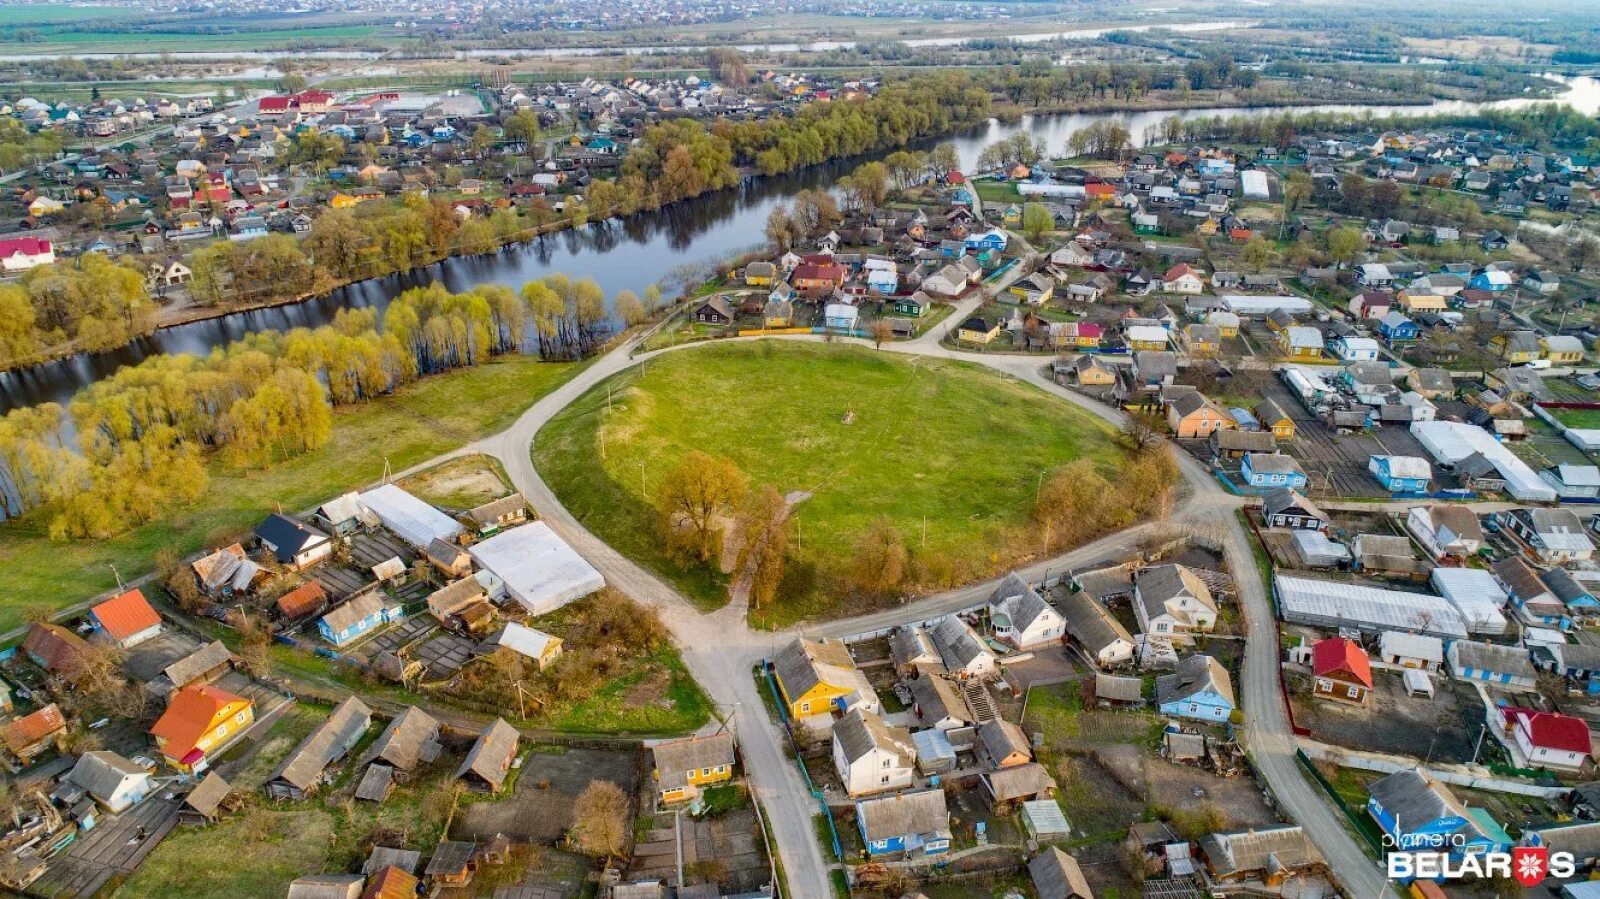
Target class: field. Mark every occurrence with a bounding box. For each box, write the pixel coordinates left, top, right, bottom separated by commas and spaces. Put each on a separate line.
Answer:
1549, 406, 1600, 430
0, 354, 582, 632
532, 341, 1123, 625
398, 454, 513, 511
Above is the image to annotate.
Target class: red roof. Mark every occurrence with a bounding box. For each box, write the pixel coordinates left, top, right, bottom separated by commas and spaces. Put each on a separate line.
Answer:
2, 704, 65, 754
1311, 637, 1372, 688
1163, 263, 1198, 282
1084, 183, 1116, 197
792, 263, 845, 283
1506, 708, 1591, 754
945, 171, 965, 184
258, 96, 291, 113
276, 582, 328, 619
91, 588, 162, 642
1076, 322, 1104, 338
291, 90, 334, 104
0, 236, 50, 256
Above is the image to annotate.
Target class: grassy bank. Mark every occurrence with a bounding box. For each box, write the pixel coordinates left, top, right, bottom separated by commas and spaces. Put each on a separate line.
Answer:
0, 354, 582, 631
533, 340, 1123, 625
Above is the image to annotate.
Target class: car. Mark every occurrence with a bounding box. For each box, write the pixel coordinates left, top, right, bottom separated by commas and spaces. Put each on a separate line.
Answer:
1574, 373, 1600, 390
1523, 359, 1552, 370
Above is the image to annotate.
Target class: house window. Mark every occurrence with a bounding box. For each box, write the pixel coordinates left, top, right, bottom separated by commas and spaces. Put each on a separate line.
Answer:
881, 774, 891, 784
1347, 685, 1360, 699
882, 758, 891, 767
214, 724, 227, 738
235, 712, 248, 724
800, 702, 810, 713
1188, 703, 1199, 714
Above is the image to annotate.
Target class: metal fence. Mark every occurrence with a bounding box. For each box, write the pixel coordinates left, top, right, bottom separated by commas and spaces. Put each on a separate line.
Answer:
760, 661, 844, 862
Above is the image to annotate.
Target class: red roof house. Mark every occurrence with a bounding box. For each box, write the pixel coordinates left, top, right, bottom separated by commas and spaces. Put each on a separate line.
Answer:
1311, 637, 1372, 705
90, 588, 163, 648
1503, 708, 1591, 771
258, 96, 292, 114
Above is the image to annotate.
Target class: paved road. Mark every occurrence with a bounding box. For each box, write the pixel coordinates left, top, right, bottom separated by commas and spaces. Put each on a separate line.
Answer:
428, 317, 1396, 898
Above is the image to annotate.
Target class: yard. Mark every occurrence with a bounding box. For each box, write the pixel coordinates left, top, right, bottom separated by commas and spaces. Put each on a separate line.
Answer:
0, 354, 582, 630
532, 341, 1125, 625
398, 454, 514, 511
1548, 406, 1600, 430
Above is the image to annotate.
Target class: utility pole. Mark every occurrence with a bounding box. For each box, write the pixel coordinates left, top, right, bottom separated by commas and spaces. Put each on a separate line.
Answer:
109, 564, 123, 590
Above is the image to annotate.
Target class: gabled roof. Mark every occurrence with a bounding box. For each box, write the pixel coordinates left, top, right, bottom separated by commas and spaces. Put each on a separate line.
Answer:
151, 686, 248, 755
366, 707, 441, 772
986, 762, 1057, 802
362, 865, 419, 899
2, 704, 65, 753
773, 637, 864, 702
91, 588, 161, 641
1504, 707, 1591, 754
834, 707, 913, 766
321, 592, 389, 636
855, 788, 949, 842
22, 621, 90, 676
977, 718, 1031, 765
67, 750, 147, 802
163, 640, 232, 688
456, 718, 519, 789
652, 732, 735, 790
1058, 591, 1134, 656
277, 581, 328, 619
255, 512, 330, 562
988, 573, 1057, 634
1200, 825, 1322, 877
1311, 638, 1372, 688
183, 772, 232, 817
1156, 654, 1234, 707
1029, 846, 1093, 899
270, 696, 372, 791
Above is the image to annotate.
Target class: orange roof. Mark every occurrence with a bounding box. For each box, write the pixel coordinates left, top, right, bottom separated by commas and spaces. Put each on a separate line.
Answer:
362, 866, 420, 899
91, 588, 162, 642
1163, 263, 1198, 281
276, 582, 328, 619
1311, 637, 1372, 688
2, 704, 65, 754
150, 685, 248, 757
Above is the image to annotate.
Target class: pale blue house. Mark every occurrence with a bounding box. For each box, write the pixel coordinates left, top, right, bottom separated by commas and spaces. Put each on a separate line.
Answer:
1240, 453, 1308, 490
317, 593, 398, 646
1156, 654, 1235, 721
857, 789, 951, 858
1368, 455, 1432, 493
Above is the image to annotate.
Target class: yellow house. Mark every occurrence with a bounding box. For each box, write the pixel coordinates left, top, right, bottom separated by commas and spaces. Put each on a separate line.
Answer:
1257, 399, 1296, 440
744, 261, 776, 286
772, 637, 871, 719
150, 685, 254, 773
1074, 355, 1117, 386
1541, 335, 1586, 365
1183, 324, 1221, 358
1197, 217, 1219, 236
652, 732, 735, 803
1277, 326, 1323, 360
1397, 291, 1448, 313
330, 192, 370, 210
957, 315, 1003, 345
1489, 330, 1541, 364
28, 196, 66, 216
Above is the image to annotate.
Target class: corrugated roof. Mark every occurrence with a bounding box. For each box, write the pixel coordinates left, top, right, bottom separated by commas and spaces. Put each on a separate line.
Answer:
270, 696, 372, 792
652, 733, 735, 790
366, 707, 441, 772
456, 718, 518, 789
856, 788, 949, 843
90, 589, 161, 642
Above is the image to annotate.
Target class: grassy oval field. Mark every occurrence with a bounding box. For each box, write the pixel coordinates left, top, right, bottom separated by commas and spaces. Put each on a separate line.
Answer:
533, 340, 1125, 626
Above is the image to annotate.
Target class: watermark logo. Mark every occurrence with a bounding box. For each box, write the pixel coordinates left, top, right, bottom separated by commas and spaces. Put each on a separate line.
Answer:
1384, 845, 1574, 885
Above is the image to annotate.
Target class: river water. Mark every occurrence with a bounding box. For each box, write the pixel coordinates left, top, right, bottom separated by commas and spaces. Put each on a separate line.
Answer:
3, 76, 1596, 414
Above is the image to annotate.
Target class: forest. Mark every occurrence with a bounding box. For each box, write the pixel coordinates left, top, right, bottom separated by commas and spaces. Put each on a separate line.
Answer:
0, 274, 641, 540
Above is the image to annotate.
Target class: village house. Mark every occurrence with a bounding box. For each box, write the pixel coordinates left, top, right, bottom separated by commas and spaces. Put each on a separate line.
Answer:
1311, 638, 1372, 705
1406, 505, 1484, 560
464, 494, 529, 535
987, 573, 1064, 651
2, 704, 66, 768
1257, 399, 1296, 440
832, 708, 915, 797
930, 615, 998, 679
1500, 707, 1590, 772
365, 706, 442, 782
88, 588, 162, 649
1448, 641, 1538, 689
255, 513, 333, 570
1162, 263, 1205, 294
1029, 847, 1093, 899
1058, 590, 1136, 668
1156, 654, 1235, 722
652, 732, 735, 803
907, 673, 972, 731
772, 637, 876, 722
1241, 453, 1308, 490
319, 593, 400, 647
1262, 489, 1329, 531
1134, 564, 1218, 642
1379, 632, 1443, 671
1503, 508, 1594, 564
66, 751, 154, 813
1367, 770, 1508, 857
1200, 826, 1323, 885
1369, 455, 1433, 494
480, 622, 563, 671
1166, 392, 1234, 439
977, 718, 1033, 768
266, 697, 372, 801
984, 763, 1056, 811
150, 685, 255, 774
456, 718, 519, 793
855, 789, 951, 858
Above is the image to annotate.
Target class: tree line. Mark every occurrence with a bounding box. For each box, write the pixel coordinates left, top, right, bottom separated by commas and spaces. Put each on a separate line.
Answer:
0, 274, 649, 539
0, 253, 156, 371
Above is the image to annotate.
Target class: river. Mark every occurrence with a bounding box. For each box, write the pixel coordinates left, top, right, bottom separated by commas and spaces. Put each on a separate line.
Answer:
3, 76, 1597, 415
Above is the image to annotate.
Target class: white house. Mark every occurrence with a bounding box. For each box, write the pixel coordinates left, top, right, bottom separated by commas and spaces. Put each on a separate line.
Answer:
1162, 264, 1205, 295
1405, 505, 1484, 560
0, 236, 54, 272
1378, 631, 1443, 671
832, 707, 916, 797
1333, 336, 1380, 362
929, 616, 998, 679
988, 573, 1064, 651
66, 751, 154, 813
1503, 707, 1591, 772
1133, 564, 1218, 643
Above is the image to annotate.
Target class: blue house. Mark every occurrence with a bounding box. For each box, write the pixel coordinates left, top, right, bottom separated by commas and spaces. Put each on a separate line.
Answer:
317, 593, 398, 647
403, 132, 431, 149
951, 187, 974, 205
431, 123, 457, 141
1377, 311, 1419, 343
1366, 770, 1509, 857
964, 229, 1008, 252
1368, 455, 1431, 493
1468, 269, 1513, 292
1155, 654, 1235, 722
586, 136, 619, 154
857, 789, 951, 858
1542, 567, 1600, 619
1240, 453, 1308, 490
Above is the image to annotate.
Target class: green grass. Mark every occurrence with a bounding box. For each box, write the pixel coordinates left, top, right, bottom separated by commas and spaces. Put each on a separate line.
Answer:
532, 341, 1123, 625
1550, 407, 1600, 430
973, 180, 1022, 204
548, 646, 712, 734
0, 354, 582, 633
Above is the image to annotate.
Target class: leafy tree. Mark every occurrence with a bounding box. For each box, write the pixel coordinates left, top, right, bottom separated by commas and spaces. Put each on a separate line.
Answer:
656, 450, 749, 564
733, 485, 790, 610
1325, 226, 1366, 267
1241, 236, 1279, 271
850, 516, 907, 596
502, 108, 540, 145
615, 289, 646, 327
1021, 202, 1053, 239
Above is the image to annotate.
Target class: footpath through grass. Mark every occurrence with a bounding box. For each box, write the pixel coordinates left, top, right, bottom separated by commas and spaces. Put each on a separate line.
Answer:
533, 340, 1123, 625
0, 355, 582, 632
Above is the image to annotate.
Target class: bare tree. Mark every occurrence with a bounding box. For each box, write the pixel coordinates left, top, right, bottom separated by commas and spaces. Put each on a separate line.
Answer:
868, 318, 893, 349
850, 517, 908, 596
568, 780, 629, 861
